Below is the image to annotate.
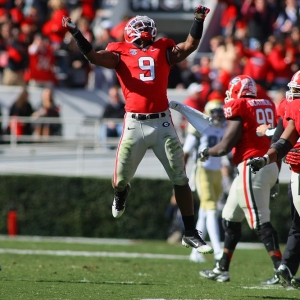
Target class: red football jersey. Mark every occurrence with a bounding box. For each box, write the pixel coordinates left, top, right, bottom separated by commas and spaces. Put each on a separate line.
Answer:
24, 45, 57, 83
223, 97, 277, 165
106, 38, 175, 113
277, 98, 289, 127
284, 100, 300, 173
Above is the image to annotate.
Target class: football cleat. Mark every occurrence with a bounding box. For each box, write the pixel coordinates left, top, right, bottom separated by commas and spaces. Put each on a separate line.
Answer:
260, 269, 280, 285
275, 264, 293, 288
291, 276, 300, 289
182, 230, 213, 254
200, 263, 230, 282
112, 184, 131, 218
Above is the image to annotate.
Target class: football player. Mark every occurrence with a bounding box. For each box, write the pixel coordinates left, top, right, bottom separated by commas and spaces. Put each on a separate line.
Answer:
183, 100, 227, 264
198, 75, 283, 283
248, 70, 300, 289
62, 6, 214, 254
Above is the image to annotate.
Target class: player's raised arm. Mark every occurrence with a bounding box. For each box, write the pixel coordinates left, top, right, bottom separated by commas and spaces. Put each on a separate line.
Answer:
62, 16, 119, 69
169, 5, 210, 64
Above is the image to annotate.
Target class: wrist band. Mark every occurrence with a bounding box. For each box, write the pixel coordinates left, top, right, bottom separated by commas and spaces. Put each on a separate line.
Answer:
189, 18, 204, 39
72, 31, 93, 55
263, 154, 270, 165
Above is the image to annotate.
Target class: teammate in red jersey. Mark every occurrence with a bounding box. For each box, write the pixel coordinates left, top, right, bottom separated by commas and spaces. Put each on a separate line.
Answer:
198, 75, 283, 283
248, 70, 300, 289
62, 6, 214, 254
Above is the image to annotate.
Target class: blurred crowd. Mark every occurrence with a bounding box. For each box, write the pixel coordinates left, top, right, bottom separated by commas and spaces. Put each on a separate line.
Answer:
0, 0, 300, 99
171, 0, 300, 110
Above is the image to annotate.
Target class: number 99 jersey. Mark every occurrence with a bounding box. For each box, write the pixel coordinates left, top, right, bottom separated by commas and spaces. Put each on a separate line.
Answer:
223, 97, 277, 165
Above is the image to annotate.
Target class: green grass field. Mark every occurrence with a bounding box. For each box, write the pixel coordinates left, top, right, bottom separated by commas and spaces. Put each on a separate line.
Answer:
0, 235, 299, 300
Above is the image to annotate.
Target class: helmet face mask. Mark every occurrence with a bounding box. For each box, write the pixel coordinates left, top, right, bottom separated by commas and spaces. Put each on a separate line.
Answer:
286, 71, 300, 102
124, 16, 157, 43
225, 75, 257, 103
204, 100, 225, 126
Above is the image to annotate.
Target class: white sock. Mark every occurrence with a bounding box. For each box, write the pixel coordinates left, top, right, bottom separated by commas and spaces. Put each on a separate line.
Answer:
195, 207, 207, 238
206, 209, 223, 260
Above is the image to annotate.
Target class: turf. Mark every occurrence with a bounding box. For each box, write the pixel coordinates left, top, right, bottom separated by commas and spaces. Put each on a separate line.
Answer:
0, 236, 299, 300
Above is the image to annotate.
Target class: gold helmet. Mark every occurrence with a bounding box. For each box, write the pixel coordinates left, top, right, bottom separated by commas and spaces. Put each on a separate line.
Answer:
204, 100, 225, 126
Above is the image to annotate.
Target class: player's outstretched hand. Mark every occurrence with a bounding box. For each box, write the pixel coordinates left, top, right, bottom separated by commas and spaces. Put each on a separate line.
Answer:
247, 157, 267, 174
62, 16, 78, 34
198, 147, 210, 162
194, 6, 210, 20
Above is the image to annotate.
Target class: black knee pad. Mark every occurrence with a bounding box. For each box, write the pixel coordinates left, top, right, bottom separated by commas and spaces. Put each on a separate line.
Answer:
222, 220, 242, 250
255, 222, 279, 251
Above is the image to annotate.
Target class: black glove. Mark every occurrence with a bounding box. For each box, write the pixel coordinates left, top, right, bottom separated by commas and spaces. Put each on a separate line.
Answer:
247, 156, 268, 174
62, 16, 78, 35
198, 147, 210, 162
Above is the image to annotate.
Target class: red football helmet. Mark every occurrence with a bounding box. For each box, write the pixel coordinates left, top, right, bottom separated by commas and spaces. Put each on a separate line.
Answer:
286, 70, 300, 102
124, 15, 157, 43
225, 75, 257, 103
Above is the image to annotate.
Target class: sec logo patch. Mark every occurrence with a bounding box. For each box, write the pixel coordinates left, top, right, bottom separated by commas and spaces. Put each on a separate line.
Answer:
162, 122, 170, 127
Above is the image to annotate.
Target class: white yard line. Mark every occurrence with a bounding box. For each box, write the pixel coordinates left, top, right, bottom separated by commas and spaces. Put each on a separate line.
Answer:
0, 235, 264, 249
0, 248, 188, 260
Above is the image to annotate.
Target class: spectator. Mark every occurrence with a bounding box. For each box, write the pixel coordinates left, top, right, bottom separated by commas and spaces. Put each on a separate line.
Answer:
32, 87, 62, 137
168, 59, 197, 89
285, 26, 300, 73
41, 0, 68, 50
100, 85, 125, 148
218, 0, 239, 37
268, 37, 294, 90
184, 83, 206, 112
191, 55, 212, 84
242, 41, 274, 90
109, 14, 131, 42
93, 19, 118, 90
181, 83, 206, 135
24, 33, 58, 87
7, 87, 34, 137
2, 27, 28, 86
273, 0, 300, 38
211, 35, 243, 83
61, 35, 91, 88
241, 0, 278, 49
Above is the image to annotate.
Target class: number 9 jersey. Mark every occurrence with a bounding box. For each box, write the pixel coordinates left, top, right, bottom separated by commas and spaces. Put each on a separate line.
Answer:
223, 97, 277, 165
106, 38, 175, 113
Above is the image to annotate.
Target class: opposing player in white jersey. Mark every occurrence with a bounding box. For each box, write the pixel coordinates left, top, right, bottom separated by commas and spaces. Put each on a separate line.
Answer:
183, 100, 226, 263
198, 75, 282, 283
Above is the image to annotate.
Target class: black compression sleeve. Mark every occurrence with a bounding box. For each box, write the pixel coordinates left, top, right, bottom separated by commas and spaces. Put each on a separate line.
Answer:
270, 138, 293, 160
271, 117, 284, 144
189, 19, 204, 39
72, 31, 93, 55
